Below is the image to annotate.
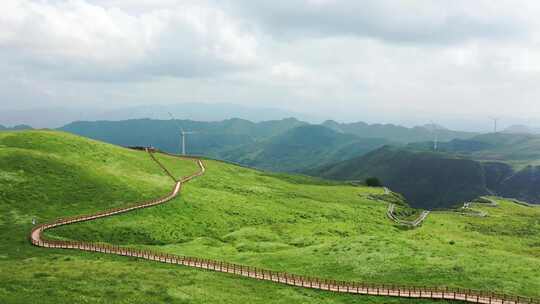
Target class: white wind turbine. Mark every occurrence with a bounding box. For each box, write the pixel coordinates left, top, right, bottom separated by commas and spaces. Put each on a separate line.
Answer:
168, 112, 196, 155
429, 120, 439, 151
489, 117, 501, 133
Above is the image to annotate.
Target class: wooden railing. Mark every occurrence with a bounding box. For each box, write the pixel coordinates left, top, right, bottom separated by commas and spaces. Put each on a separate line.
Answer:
29, 150, 539, 304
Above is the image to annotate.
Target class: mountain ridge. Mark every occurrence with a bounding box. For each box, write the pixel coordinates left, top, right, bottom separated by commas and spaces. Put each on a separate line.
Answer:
59, 117, 475, 172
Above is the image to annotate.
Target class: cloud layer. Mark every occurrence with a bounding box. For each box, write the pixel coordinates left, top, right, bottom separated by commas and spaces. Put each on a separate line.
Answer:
1, 0, 257, 80
1, 0, 540, 129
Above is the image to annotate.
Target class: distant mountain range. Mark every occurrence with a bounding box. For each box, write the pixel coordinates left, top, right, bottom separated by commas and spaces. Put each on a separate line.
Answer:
503, 124, 540, 135
321, 120, 475, 143
60, 118, 306, 158
59, 117, 475, 172
0, 124, 32, 131
407, 133, 540, 169
0, 103, 319, 128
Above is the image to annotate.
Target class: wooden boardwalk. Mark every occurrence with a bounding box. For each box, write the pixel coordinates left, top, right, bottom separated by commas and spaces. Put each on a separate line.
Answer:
30, 150, 539, 304
387, 203, 430, 227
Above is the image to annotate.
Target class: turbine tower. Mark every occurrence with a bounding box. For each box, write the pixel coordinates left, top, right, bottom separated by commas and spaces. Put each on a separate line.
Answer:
181, 130, 195, 155
168, 112, 196, 155
429, 121, 439, 151
489, 117, 500, 133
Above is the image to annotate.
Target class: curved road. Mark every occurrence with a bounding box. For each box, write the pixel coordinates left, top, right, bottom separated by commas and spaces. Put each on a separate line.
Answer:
29, 150, 538, 304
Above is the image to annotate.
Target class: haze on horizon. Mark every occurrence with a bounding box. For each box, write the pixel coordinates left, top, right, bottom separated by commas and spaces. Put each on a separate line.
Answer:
1, 0, 540, 131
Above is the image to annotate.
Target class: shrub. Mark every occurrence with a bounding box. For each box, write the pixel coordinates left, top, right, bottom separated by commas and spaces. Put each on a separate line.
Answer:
365, 177, 383, 187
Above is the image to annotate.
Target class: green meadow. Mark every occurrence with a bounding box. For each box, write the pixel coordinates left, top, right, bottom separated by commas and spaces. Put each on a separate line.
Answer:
1, 130, 539, 303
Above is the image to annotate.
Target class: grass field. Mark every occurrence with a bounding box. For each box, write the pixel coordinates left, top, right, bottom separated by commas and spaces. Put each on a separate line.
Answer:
1, 130, 539, 303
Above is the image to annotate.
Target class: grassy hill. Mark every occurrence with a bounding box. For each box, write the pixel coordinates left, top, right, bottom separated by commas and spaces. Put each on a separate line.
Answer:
1, 131, 539, 303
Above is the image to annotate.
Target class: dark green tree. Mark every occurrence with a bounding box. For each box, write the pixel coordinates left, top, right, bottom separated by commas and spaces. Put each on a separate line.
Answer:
365, 177, 383, 187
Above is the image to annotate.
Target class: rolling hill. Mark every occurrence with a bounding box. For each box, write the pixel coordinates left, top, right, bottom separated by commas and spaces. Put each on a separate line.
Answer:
1, 130, 539, 303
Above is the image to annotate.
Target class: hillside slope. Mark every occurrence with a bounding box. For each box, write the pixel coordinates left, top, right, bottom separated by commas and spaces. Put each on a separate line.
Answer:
1, 131, 539, 303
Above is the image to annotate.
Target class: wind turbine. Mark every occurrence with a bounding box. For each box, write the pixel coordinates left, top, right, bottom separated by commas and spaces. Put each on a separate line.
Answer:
489, 117, 501, 133
429, 121, 439, 151
168, 112, 196, 155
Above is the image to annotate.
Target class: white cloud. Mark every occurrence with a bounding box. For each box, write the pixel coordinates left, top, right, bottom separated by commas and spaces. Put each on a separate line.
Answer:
224, 0, 534, 44
0, 0, 258, 79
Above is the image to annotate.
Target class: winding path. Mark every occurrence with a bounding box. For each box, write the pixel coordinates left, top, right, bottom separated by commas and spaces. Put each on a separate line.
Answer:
30, 150, 539, 304
387, 203, 430, 227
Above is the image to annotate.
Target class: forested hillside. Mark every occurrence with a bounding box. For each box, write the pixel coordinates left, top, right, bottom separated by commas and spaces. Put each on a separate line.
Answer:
311, 145, 540, 209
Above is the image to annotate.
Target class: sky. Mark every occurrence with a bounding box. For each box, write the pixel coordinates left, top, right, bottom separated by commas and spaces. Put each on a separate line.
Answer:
1, 0, 540, 130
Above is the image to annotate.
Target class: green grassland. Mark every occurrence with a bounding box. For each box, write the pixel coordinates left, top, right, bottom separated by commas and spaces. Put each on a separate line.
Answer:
1, 130, 539, 303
